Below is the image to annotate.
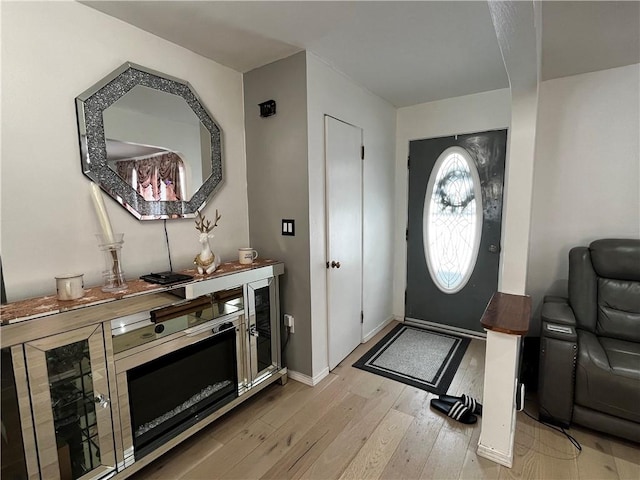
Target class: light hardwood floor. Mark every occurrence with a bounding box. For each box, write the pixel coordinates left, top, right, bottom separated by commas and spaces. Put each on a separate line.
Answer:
132, 322, 640, 480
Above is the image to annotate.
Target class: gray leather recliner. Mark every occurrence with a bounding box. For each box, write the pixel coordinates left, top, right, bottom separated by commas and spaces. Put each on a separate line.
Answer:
538, 238, 640, 443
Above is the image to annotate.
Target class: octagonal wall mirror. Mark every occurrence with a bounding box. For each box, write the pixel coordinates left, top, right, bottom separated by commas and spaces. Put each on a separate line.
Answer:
76, 63, 223, 220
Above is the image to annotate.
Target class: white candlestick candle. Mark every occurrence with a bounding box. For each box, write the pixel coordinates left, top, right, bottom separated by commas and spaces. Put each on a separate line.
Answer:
90, 182, 115, 244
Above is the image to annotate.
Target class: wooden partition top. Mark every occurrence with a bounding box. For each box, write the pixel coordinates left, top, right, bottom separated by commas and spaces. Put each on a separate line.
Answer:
480, 292, 531, 336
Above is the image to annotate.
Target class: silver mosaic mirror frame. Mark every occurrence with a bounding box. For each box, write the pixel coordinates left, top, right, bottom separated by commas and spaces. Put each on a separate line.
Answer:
76, 62, 223, 220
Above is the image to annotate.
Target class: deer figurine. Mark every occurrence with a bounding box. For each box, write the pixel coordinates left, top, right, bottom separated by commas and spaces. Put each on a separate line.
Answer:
193, 210, 222, 274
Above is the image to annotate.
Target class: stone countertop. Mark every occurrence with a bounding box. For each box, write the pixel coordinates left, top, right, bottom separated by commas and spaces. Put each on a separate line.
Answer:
0, 259, 281, 325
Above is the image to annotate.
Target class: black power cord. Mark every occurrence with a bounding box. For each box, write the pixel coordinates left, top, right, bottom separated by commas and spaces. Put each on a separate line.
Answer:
282, 325, 291, 351
522, 404, 582, 452
163, 220, 173, 272
280, 318, 291, 365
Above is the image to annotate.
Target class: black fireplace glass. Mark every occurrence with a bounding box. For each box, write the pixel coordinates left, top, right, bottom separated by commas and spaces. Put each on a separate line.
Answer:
127, 328, 237, 456
254, 286, 272, 373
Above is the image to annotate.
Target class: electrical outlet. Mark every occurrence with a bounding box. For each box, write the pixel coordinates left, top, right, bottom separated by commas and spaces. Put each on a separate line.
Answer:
284, 314, 295, 333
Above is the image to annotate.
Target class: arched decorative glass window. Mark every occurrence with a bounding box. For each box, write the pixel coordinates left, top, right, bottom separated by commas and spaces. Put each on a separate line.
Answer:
423, 147, 482, 293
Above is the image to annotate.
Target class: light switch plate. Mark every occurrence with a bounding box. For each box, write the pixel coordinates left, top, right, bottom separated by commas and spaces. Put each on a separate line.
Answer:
282, 219, 295, 236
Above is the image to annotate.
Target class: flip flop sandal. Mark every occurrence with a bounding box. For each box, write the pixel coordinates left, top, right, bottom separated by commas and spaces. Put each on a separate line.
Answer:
438, 393, 483, 416
430, 398, 478, 425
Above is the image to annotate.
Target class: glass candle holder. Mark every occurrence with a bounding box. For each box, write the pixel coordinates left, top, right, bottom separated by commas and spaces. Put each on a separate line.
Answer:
96, 233, 127, 292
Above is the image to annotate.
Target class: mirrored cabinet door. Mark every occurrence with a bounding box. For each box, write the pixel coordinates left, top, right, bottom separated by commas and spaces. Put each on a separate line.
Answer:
246, 278, 280, 384
25, 324, 116, 480
1, 347, 38, 480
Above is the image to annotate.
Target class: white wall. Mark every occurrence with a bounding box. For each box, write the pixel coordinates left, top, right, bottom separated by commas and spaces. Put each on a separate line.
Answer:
307, 53, 396, 378
393, 89, 512, 317
1, 1, 248, 300
526, 64, 640, 328
488, 0, 541, 299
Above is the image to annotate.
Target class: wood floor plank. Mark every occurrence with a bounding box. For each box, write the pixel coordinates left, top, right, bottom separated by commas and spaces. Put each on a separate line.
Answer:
459, 451, 502, 480
332, 338, 403, 400
457, 344, 485, 400
459, 416, 501, 480
498, 411, 540, 480
446, 339, 485, 398
332, 322, 397, 376
419, 426, 472, 480
392, 386, 430, 417
205, 379, 305, 444
443, 366, 485, 438
610, 438, 640, 480
459, 339, 486, 375
221, 378, 351, 479
535, 422, 580, 480
338, 408, 414, 480
259, 374, 338, 429
298, 377, 406, 480
573, 428, 620, 480
132, 429, 224, 480
334, 367, 390, 399
260, 393, 368, 480
379, 403, 445, 479
129, 323, 638, 480
182, 418, 275, 479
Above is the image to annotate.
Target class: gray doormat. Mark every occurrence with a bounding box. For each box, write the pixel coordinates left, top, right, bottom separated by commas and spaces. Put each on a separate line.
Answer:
353, 324, 470, 395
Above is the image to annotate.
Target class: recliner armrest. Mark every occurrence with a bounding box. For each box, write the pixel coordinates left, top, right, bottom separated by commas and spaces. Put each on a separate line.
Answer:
538, 319, 578, 427
542, 321, 577, 342
543, 295, 569, 304
541, 300, 577, 327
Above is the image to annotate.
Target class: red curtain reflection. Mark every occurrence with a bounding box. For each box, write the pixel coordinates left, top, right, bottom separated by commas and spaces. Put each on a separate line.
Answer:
116, 152, 184, 201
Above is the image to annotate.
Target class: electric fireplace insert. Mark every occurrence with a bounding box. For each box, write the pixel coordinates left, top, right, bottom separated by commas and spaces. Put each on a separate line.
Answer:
127, 324, 237, 457
112, 289, 246, 464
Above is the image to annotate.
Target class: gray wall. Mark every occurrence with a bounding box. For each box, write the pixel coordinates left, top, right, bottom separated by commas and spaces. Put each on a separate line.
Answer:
243, 52, 312, 375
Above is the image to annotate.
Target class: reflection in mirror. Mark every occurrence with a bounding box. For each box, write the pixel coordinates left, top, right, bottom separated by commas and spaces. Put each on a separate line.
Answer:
76, 63, 222, 219
103, 85, 212, 201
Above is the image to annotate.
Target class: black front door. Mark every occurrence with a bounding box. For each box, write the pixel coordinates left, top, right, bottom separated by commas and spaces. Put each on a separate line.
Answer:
405, 130, 507, 333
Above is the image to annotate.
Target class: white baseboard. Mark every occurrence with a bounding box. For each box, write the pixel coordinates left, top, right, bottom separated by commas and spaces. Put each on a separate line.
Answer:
476, 442, 513, 468
290, 315, 396, 386
288, 367, 330, 386
362, 315, 396, 343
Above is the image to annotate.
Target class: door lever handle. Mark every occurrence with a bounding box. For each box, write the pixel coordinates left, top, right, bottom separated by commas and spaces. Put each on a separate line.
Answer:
331, 261, 341, 269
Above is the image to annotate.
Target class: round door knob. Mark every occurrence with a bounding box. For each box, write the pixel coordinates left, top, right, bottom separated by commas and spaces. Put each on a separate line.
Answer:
331, 261, 341, 269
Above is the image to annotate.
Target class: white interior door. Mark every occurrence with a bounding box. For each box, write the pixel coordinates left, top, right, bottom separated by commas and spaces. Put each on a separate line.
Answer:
325, 115, 363, 371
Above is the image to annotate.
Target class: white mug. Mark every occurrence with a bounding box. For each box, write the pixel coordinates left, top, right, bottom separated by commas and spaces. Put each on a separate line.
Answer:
238, 248, 258, 265
55, 274, 85, 301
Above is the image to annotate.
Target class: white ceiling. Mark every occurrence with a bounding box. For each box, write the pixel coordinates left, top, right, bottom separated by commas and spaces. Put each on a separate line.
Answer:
82, 1, 639, 108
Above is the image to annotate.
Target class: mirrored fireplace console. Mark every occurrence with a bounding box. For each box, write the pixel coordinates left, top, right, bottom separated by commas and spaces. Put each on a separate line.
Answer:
0, 261, 286, 480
